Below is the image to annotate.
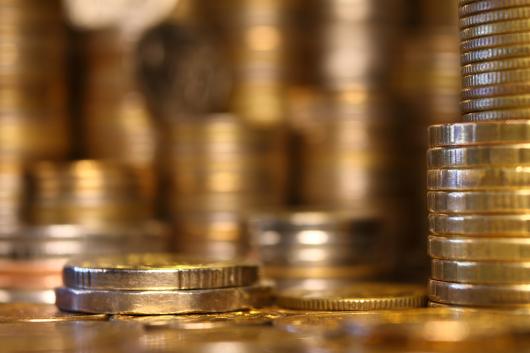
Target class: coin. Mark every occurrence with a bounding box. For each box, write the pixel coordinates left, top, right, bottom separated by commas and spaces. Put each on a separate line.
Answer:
428, 190, 530, 213
55, 283, 273, 314
462, 83, 530, 99
459, 0, 530, 17
463, 70, 530, 87
274, 312, 359, 335
432, 259, 530, 284
429, 235, 530, 261
0, 303, 107, 322
462, 33, 530, 53
429, 213, 530, 236
463, 95, 530, 113
429, 121, 530, 147
463, 58, 530, 75
463, 109, 530, 121
462, 46, 530, 65
276, 283, 426, 311
459, 7, 530, 29
429, 279, 530, 306
427, 168, 530, 190
63, 253, 259, 290
461, 19, 530, 40
427, 144, 530, 168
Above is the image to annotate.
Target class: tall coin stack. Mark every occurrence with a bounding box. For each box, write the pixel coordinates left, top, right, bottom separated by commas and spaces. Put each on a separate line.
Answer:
428, 0, 530, 307
250, 211, 389, 289
166, 114, 287, 259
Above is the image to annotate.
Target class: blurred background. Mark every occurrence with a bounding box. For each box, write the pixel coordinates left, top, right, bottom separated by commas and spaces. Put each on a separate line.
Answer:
0, 0, 459, 302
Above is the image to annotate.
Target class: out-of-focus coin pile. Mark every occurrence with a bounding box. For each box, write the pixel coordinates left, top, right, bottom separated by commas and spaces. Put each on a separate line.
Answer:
250, 211, 390, 289
426, 0, 530, 308
55, 254, 272, 315
165, 114, 287, 258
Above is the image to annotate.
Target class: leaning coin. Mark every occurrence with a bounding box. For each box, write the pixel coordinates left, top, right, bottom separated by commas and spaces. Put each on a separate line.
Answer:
276, 283, 426, 311
429, 213, 530, 236
463, 109, 530, 121
462, 95, 530, 113
463, 70, 530, 87
461, 19, 530, 40
460, 0, 530, 17
462, 46, 530, 65
429, 121, 530, 147
428, 190, 530, 214
462, 83, 530, 99
55, 283, 273, 315
429, 235, 530, 261
427, 168, 530, 190
63, 253, 259, 290
462, 33, 530, 53
459, 7, 530, 28
432, 259, 530, 284
0, 303, 107, 322
428, 144, 530, 168
429, 279, 530, 306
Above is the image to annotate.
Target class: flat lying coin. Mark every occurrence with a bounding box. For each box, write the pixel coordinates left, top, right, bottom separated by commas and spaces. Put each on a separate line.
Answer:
63, 253, 259, 290
432, 259, 530, 284
428, 144, 530, 168
464, 109, 530, 121
429, 235, 530, 261
429, 121, 530, 147
429, 213, 530, 236
0, 303, 106, 322
462, 95, 530, 113
461, 19, 530, 40
276, 283, 426, 311
462, 46, 530, 65
55, 284, 273, 315
463, 69, 530, 87
429, 279, 530, 306
462, 33, 530, 53
428, 190, 530, 213
462, 83, 530, 99
427, 168, 530, 190
460, 7, 530, 28
460, 0, 530, 17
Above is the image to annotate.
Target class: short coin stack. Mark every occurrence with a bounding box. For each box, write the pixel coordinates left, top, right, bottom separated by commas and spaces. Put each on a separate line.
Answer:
55, 254, 272, 314
250, 211, 390, 290
460, 0, 530, 122
427, 120, 530, 307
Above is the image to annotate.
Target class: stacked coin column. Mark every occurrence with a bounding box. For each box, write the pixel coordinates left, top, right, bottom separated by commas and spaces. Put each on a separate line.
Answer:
428, 0, 530, 307
167, 115, 287, 258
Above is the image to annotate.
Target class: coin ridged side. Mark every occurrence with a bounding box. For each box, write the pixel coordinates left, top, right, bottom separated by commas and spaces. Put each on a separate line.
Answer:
462, 84, 530, 99
459, 0, 530, 17
427, 145, 530, 168
463, 70, 530, 87
462, 95, 530, 113
429, 214, 530, 236
429, 279, 530, 306
429, 235, 530, 261
462, 58, 530, 75
462, 33, 530, 53
427, 168, 530, 190
463, 110, 530, 121
461, 19, 530, 40
460, 7, 530, 29
429, 121, 530, 147
462, 46, 530, 65
428, 191, 530, 213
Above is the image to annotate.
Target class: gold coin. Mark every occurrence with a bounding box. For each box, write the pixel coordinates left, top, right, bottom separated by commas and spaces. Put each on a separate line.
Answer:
462, 95, 530, 113
463, 69, 530, 87
459, 7, 530, 29
428, 144, 530, 168
462, 46, 530, 65
460, 0, 530, 17
0, 303, 106, 322
462, 83, 530, 99
429, 213, 530, 236
63, 253, 259, 290
462, 58, 530, 75
461, 19, 530, 40
429, 120, 530, 147
429, 235, 530, 261
55, 283, 273, 315
429, 279, 530, 306
462, 32, 530, 53
432, 259, 530, 284
463, 109, 530, 121
276, 283, 426, 311
428, 190, 530, 213
427, 167, 530, 190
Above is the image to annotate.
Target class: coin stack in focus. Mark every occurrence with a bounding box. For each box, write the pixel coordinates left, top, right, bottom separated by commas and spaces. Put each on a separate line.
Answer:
0, 161, 168, 304
56, 254, 272, 314
250, 211, 391, 290
166, 114, 287, 259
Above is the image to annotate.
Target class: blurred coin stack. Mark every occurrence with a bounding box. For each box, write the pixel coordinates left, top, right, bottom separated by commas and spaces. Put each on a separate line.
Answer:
250, 211, 389, 289
166, 114, 287, 259
427, 0, 530, 308
0, 161, 168, 304
55, 254, 272, 314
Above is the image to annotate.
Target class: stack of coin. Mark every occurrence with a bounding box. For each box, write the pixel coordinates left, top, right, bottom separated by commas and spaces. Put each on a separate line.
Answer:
165, 114, 287, 258
249, 211, 391, 289
460, 0, 530, 121
427, 120, 530, 307
56, 254, 272, 314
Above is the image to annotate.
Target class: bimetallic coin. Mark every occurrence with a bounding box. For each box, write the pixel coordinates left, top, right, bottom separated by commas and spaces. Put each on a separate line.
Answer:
427, 168, 530, 190
461, 19, 530, 40
459, 7, 530, 29
428, 144, 530, 168
429, 279, 530, 306
428, 190, 530, 214
429, 213, 530, 236
462, 95, 530, 113
462, 46, 530, 65
460, 0, 530, 17
462, 32, 530, 53
463, 70, 530, 87
432, 259, 530, 284
55, 283, 273, 315
63, 253, 259, 290
429, 121, 530, 147
463, 109, 530, 121
276, 284, 426, 311
429, 235, 530, 261
0, 303, 106, 322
